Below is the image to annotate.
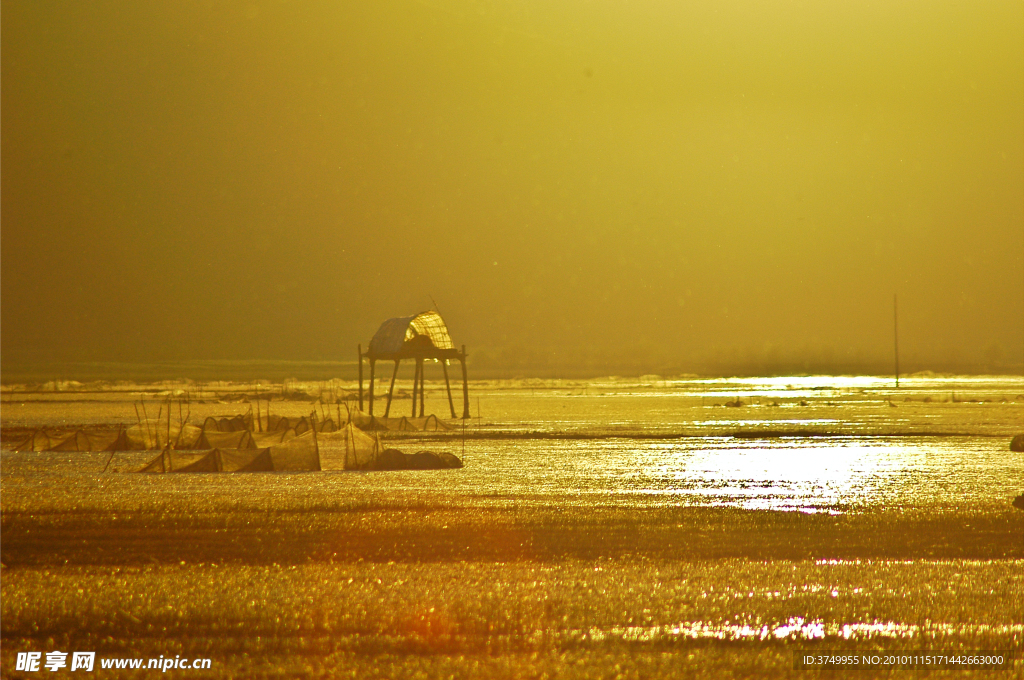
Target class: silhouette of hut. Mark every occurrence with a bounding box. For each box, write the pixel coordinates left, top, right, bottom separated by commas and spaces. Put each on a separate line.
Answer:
359, 310, 469, 419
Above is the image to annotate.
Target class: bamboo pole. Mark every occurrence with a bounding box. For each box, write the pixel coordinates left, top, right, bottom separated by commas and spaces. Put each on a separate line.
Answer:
166, 397, 172, 452
311, 408, 321, 470
419, 359, 425, 417
140, 399, 152, 447
442, 360, 456, 419
368, 359, 376, 416
101, 425, 121, 473
411, 360, 420, 417
384, 360, 400, 418
460, 345, 470, 419
357, 344, 364, 411
893, 294, 900, 389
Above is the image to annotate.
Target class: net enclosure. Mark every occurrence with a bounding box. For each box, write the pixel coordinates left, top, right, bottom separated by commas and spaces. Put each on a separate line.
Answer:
359, 310, 470, 420
138, 430, 321, 472
8, 427, 130, 452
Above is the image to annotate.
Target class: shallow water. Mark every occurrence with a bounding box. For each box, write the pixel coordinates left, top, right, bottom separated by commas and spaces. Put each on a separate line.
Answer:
3, 376, 1023, 676
2, 374, 1022, 515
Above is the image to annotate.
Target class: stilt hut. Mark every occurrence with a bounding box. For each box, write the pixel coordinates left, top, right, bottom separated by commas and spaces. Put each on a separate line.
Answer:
358, 311, 469, 419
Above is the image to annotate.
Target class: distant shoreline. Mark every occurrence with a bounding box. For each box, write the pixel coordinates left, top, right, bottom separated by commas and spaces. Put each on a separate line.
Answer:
3, 359, 1023, 384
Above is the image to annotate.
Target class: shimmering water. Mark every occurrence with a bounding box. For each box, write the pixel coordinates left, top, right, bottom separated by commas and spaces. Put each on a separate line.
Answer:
2, 376, 1023, 675
2, 374, 1022, 514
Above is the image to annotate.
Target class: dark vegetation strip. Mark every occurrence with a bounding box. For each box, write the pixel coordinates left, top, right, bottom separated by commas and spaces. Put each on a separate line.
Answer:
377, 430, 1008, 442
3, 507, 1021, 566
1, 428, 1011, 444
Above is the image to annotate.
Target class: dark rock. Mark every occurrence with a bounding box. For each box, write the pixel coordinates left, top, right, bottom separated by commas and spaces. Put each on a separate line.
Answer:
1013, 494, 1024, 511
408, 451, 445, 470
372, 448, 408, 471
437, 452, 463, 469
1010, 435, 1024, 452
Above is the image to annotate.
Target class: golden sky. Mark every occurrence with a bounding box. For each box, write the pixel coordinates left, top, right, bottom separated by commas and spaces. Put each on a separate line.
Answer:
2, 0, 1021, 374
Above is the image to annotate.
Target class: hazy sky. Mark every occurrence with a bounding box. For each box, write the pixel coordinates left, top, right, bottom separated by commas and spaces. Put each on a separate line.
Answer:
2, 0, 1022, 374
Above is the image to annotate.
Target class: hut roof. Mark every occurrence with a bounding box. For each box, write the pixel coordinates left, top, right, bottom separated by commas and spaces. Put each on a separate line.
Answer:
367, 310, 458, 360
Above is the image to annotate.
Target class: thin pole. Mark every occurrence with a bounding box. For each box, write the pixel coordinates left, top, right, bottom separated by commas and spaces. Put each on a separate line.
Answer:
101, 425, 121, 473
384, 360, 400, 418
442, 361, 457, 419
419, 359, 426, 417
357, 344, 364, 411
311, 409, 321, 471
140, 399, 152, 448
411, 360, 420, 417
368, 359, 376, 416
460, 345, 470, 419
155, 404, 163, 446
894, 294, 900, 389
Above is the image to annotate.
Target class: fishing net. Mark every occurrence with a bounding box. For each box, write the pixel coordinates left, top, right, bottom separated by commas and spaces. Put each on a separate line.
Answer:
137, 431, 320, 472
127, 422, 203, 450
192, 429, 257, 450
317, 423, 381, 470
9, 427, 131, 452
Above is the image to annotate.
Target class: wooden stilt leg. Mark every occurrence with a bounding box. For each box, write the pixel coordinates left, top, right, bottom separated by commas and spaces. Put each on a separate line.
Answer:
419, 359, 426, 417
460, 346, 470, 419
368, 359, 376, 417
384, 360, 400, 418
442, 361, 456, 418
357, 344, 364, 411
411, 360, 420, 417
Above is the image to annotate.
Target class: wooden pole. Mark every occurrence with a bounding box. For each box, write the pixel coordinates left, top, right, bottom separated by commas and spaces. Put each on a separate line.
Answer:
893, 294, 900, 389
357, 344, 364, 411
368, 359, 376, 416
409, 358, 417, 417
384, 360, 400, 418
101, 425, 121, 473
419, 359, 426, 417
310, 409, 321, 471
140, 399, 152, 448
411, 359, 420, 417
460, 345, 470, 419
442, 360, 456, 419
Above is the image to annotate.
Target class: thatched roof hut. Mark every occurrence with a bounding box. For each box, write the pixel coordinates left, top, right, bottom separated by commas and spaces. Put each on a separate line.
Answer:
359, 311, 468, 419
